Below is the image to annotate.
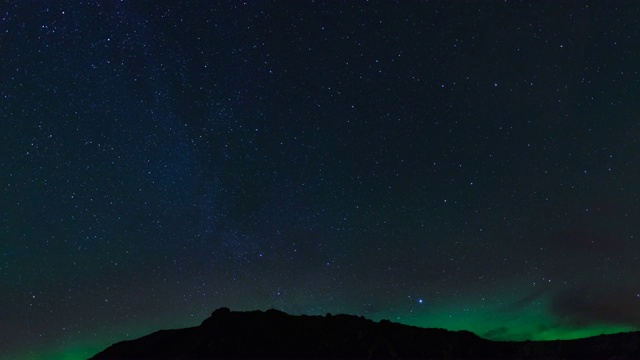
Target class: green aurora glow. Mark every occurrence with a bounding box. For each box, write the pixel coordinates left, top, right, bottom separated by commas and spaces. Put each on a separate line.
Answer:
20, 302, 638, 360
21, 321, 636, 360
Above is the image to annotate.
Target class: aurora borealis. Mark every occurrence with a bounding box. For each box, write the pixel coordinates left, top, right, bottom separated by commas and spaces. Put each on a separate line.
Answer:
2, 1, 640, 359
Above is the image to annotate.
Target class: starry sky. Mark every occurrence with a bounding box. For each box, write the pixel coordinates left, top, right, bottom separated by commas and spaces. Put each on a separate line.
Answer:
2, 1, 640, 359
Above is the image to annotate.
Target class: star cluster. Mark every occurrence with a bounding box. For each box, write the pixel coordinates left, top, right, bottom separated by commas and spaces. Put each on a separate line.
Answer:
2, 1, 640, 359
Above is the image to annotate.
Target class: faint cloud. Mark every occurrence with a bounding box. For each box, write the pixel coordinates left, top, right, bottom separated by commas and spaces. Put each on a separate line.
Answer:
483, 326, 508, 339
549, 284, 640, 327
501, 285, 549, 313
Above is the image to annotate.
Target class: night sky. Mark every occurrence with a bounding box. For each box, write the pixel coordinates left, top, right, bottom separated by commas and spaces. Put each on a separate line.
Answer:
2, 1, 640, 359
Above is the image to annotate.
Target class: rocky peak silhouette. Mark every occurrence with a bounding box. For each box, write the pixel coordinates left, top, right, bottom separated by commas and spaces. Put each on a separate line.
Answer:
91, 308, 640, 359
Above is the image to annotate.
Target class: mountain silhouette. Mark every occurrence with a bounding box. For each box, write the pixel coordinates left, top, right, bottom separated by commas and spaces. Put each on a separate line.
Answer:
90, 307, 640, 359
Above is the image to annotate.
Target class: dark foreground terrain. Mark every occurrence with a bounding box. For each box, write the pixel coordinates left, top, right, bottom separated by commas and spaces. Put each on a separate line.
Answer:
91, 308, 640, 359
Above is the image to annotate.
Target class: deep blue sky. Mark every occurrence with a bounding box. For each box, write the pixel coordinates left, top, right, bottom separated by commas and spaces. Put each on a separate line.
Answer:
2, 1, 640, 358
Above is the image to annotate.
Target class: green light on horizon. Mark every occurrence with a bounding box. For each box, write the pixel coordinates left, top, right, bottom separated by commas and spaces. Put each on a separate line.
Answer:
5, 345, 102, 360
7, 303, 638, 359
399, 304, 636, 341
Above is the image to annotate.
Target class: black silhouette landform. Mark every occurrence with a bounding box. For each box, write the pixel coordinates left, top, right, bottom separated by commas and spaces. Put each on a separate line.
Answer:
91, 307, 640, 359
